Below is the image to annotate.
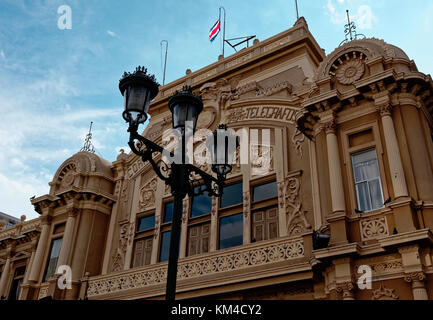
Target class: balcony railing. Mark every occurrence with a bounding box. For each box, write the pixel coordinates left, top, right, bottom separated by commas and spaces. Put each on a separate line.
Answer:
87, 236, 306, 299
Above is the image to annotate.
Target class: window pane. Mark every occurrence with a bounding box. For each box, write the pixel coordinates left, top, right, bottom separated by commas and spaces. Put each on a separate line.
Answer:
137, 215, 155, 232
159, 231, 171, 262
44, 238, 63, 281
352, 149, 379, 182
219, 213, 243, 249
369, 179, 384, 210
191, 187, 212, 218
163, 202, 174, 223
253, 181, 278, 202
159, 231, 180, 262
356, 182, 371, 212
220, 182, 243, 208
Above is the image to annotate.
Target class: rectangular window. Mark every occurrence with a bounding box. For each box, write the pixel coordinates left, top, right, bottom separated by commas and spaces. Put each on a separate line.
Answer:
191, 187, 212, 218
220, 182, 243, 208
187, 223, 210, 256
252, 181, 278, 202
219, 213, 243, 249
163, 202, 174, 223
133, 237, 153, 267
137, 215, 155, 232
352, 148, 384, 212
252, 207, 278, 242
44, 237, 63, 282
8, 266, 26, 301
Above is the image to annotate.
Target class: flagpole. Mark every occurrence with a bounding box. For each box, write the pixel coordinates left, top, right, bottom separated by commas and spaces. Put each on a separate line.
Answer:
219, 6, 226, 57
295, 0, 299, 20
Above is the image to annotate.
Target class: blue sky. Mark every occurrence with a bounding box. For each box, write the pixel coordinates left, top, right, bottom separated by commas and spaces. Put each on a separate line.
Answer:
0, 0, 432, 220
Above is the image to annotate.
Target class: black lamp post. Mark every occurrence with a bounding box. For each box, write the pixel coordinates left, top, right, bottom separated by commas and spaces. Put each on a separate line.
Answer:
119, 66, 237, 301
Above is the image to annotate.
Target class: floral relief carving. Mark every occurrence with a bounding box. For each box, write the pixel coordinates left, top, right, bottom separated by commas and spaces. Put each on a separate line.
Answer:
182, 198, 189, 224
291, 128, 305, 158
154, 217, 160, 239
336, 281, 355, 299
211, 197, 218, 216
228, 146, 241, 176
285, 174, 311, 236
360, 216, 389, 241
243, 191, 250, 218
111, 222, 135, 272
138, 178, 157, 209
87, 238, 305, 297
371, 283, 399, 300
404, 272, 426, 283
334, 57, 365, 85
38, 285, 50, 300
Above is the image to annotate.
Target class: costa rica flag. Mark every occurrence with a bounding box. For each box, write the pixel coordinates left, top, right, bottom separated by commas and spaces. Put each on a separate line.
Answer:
209, 19, 220, 42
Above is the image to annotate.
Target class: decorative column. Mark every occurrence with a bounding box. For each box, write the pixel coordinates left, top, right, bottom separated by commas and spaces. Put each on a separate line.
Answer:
0, 246, 13, 298
23, 240, 37, 284
28, 215, 52, 283
324, 119, 346, 215
376, 101, 409, 199
18, 239, 38, 300
323, 115, 348, 244
56, 208, 79, 268
404, 272, 429, 300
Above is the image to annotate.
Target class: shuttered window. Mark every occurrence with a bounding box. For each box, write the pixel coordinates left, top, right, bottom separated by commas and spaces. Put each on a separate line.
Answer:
187, 223, 210, 256
252, 207, 278, 242
133, 237, 153, 267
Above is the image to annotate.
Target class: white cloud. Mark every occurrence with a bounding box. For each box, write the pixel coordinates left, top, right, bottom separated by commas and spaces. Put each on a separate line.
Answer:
326, 0, 377, 30
0, 50, 5, 60
107, 30, 116, 37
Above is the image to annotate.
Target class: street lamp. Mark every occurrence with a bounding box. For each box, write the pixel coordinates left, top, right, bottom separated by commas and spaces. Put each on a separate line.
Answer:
119, 66, 236, 301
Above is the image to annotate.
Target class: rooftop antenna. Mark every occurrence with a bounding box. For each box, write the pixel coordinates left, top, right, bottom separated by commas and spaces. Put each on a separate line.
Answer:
80, 121, 95, 153
295, 0, 299, 20
160, 40, 168, 86
339, 9, 365, 46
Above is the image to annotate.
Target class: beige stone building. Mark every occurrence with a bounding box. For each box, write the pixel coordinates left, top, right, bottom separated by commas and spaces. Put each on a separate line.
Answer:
1, 17, 433, 300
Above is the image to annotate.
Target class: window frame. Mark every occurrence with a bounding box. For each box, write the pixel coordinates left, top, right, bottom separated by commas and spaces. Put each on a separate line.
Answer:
341, 121, 389, 216
133, 210, 156, 268
351, 148, 385, 212
43, 236, 63, 282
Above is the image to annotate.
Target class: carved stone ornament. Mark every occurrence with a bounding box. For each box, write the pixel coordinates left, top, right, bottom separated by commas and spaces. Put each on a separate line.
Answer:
336, 281, 355, 299
404, 272, 426, 283
112, 222, 135, 272
182, 198, 189, 224
335, 57, 365, 85
243, 191, 250, 218
371, 283, 399, 300
250, 145, 274, 176
139, 178, 157, 209
87, 238, 305, 297
322, 119, 337, 134
377, 103, 393, 117
211, 197, 218, 216
291, 128, 305, 158
360, 216, 389, 241
285, 174, 311, 236
154, 216, 160, 239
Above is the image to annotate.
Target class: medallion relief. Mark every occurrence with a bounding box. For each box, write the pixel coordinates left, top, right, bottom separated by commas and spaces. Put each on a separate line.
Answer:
138, 178, 158, 210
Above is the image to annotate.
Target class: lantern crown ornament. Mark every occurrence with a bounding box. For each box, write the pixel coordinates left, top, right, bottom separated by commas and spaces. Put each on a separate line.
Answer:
119, 66, 160, 128
168, 85, 203, 133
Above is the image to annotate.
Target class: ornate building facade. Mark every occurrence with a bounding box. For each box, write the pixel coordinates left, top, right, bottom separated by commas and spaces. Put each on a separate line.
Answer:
1, 18, 433, 300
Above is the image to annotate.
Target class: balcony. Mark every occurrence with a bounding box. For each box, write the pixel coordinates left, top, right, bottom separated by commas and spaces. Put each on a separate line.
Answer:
86, 235, 310, 299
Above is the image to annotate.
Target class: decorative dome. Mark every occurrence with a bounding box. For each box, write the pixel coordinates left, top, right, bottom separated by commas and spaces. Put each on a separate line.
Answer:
51, 151, 113, 190
315, 38, 412, 83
